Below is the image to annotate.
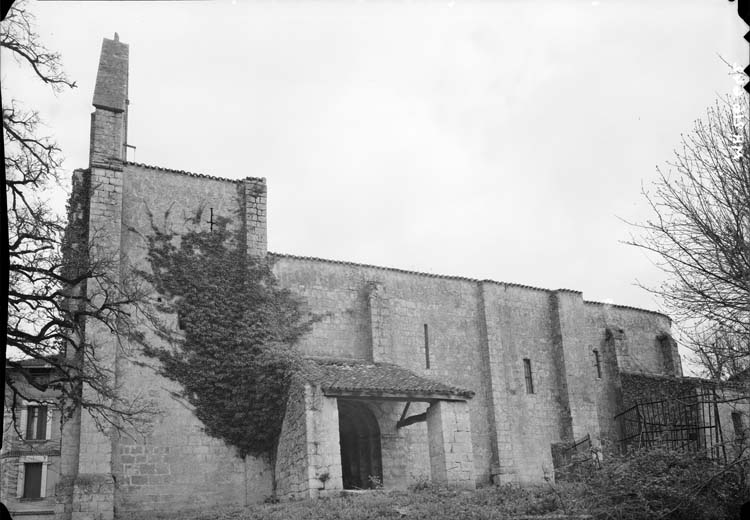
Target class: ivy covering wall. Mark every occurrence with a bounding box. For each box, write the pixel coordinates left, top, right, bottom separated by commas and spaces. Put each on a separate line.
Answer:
142, 216, 310, 459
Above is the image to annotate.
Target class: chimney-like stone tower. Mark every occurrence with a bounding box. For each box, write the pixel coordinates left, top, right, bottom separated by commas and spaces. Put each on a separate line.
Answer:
59, 34, 129, 520
90, 34, 129, 168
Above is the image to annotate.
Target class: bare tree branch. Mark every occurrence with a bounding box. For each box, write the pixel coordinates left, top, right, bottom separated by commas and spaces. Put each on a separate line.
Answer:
626, 92, 750, 380
3, 1, 157, 442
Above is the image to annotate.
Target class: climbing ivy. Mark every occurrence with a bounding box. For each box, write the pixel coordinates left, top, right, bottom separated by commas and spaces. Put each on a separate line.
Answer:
141, 216, 309, 459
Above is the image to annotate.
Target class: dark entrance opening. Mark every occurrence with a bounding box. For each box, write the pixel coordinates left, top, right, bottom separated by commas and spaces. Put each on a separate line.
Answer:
338, 400, 383, 489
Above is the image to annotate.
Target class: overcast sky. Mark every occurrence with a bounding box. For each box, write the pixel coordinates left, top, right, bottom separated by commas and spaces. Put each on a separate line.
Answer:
3, 1, 747, 365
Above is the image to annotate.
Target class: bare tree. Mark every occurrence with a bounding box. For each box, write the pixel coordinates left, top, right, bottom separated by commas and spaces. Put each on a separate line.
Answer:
628, 90, 750, 380
3, 1, 154, 443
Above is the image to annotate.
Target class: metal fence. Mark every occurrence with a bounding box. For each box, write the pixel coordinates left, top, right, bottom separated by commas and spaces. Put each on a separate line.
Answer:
551, 433, 601, 480
614, 390, 726, 462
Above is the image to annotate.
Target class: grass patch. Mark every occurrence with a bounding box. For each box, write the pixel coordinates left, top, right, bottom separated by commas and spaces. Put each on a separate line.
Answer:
184, 484, 571, 520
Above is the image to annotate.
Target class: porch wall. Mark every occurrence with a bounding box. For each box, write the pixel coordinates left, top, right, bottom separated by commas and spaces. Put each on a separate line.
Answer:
275, 382, 343, 500
367, 401, 432, 488
274, 381, 310, 500
305, 386, 343, 497
427, 400, 475, 488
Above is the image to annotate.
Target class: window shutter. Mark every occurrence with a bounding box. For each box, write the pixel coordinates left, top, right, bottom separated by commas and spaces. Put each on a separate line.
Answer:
40, 462, 48, 498
19, 408, 27, 440
37, 406, 48, 440
45, 409, 53, 440
16, 463, 25, 498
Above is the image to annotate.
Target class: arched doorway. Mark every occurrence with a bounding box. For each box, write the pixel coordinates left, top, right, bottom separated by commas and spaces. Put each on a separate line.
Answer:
338, 401, 383, 489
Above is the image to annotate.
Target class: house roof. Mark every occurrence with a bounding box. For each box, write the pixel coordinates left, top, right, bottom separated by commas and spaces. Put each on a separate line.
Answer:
6, 356, 60, 369
303, 358, 475, 401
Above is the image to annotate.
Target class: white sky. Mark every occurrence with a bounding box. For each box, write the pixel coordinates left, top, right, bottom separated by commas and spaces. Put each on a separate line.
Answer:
3, 1, 747, 367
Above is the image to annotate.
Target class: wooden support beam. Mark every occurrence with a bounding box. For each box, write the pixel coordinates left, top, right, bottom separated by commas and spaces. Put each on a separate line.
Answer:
397, 412, 427, 429
399, 401, 411, 424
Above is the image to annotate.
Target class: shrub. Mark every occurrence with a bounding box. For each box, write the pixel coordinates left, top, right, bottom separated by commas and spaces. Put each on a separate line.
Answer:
559, 446, 749, 520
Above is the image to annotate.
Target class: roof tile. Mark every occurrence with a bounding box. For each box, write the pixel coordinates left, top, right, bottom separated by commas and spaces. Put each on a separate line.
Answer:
303, 358, 474, 399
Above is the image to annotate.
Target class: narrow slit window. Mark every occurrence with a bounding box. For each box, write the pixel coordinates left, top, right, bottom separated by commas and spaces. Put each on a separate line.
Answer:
423, 324, 430, 369
593, 349, 602, 379
523, 358, 534, 394
177, 311, 185, 331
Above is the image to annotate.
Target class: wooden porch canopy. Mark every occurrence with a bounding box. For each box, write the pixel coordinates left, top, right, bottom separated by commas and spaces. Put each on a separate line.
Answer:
303, 358, 475, 428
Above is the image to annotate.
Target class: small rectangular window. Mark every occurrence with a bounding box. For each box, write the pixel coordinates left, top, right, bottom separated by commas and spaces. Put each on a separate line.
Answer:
423, 324, 430, 369
732, 412, 745, 439
593, 349, 602, 379
25, 406, 47, 440
28, 369, 50, 386
523, 358, 534, 394
177, 311, 186, 331
23, 463, 43, 498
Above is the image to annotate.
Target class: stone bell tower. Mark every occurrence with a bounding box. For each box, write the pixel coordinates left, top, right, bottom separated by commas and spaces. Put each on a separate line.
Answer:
58, 34, 129, 520
90, 32, 129, 167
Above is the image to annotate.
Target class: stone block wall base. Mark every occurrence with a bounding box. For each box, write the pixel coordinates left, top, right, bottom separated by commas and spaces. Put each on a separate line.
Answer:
55, 475, 75, 520
426, 401, 476, 489
70, 473, 115, 520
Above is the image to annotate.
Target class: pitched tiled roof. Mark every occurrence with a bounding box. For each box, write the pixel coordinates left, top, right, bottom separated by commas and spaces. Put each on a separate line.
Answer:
303, 358, 474, 400
125, 161, 265, 184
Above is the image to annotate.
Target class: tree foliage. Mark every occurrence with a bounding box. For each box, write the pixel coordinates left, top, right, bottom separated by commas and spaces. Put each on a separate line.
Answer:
141, 216, 310, 458
4, 1, 153, 436
629, 92, 750, 379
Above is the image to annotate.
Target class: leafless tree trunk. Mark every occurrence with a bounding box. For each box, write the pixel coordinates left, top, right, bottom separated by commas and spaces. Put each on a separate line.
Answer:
3, 1, 156, 445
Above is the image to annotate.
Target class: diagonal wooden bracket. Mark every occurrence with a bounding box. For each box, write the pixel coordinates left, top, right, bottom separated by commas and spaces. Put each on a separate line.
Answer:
396, 401, 427, 428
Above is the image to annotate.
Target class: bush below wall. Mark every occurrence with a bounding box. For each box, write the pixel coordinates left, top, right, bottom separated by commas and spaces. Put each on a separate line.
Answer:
175, 446, 748, 520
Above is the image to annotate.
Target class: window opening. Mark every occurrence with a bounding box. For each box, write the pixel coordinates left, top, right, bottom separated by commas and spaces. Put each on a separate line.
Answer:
423, 324, 430, 369
23, 463, 43, 498
593, 349, 602, 379
26, 406, 47, 440
732, 412, 745, 440
523, 358, 534, 394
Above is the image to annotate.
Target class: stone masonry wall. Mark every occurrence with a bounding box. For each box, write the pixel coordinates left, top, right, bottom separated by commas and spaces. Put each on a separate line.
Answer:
271, 257, 494, 483
58, 161, 273, 517
272, 256, 676, 485
64, 160, 125, 520
481, 282, 570, 483
620, 372, 705, 410
583, 303, 675, 444
552, 290, 600, 444
67, 150, 681, 513
426, 400, 475, 488
90, 110, 125, 170
715, 386, 750, 461
367, 401, 432, 488
583, 303, 676, 377
275, 380, 310, 500
108, 164, 271, 517
304, 386, 343, 498
243, 178, 267, 258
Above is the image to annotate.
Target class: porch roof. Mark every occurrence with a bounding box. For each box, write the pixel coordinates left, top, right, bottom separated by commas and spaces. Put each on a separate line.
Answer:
304, 358, 475, 401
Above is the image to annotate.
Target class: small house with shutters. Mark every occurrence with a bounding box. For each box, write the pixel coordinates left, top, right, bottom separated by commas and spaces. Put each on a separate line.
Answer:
1, 359, 62, 519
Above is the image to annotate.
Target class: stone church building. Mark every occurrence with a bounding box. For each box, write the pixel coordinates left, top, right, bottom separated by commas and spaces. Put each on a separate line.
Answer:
53, 36, 687, 519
